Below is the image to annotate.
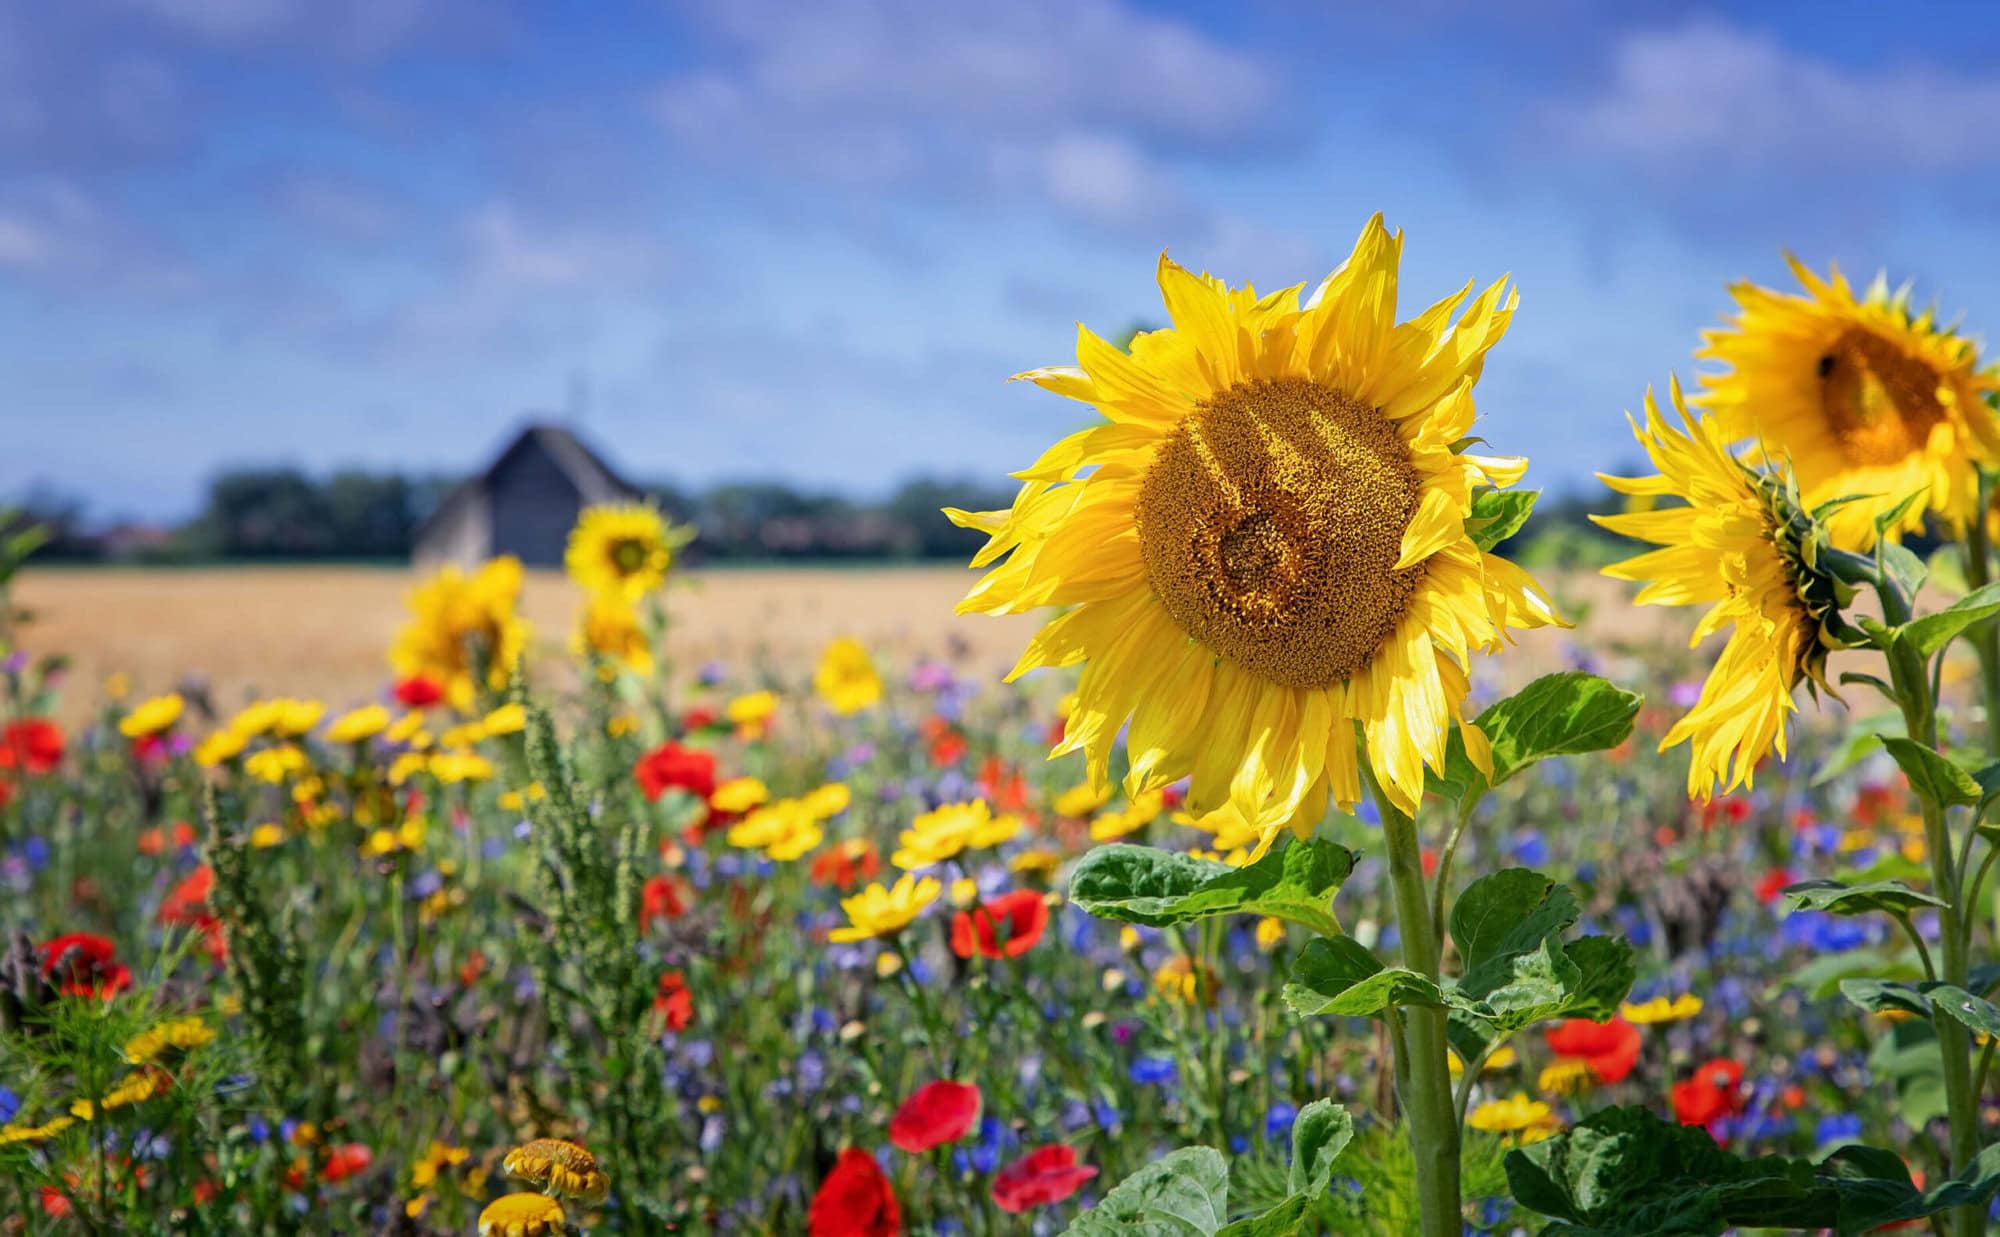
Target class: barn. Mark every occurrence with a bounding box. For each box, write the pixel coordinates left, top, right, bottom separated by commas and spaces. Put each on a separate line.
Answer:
412, 424, 640, 569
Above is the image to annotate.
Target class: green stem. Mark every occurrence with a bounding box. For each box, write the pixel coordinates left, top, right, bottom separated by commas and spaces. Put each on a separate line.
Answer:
1370, 775, 1461, 1237
1963, 470, 2000, 759
1884, 598, 1983, 1237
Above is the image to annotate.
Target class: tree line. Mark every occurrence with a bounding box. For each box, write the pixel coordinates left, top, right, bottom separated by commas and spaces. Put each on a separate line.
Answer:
6, 468, 1024, 564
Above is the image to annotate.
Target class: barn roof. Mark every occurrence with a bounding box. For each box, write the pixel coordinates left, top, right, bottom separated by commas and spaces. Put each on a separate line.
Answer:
414, 422, 641, 547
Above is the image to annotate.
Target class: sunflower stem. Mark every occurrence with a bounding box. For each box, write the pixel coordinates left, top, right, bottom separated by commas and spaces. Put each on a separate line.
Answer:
1370, 776, 1461, 1237
1883, 598, 1983, 1237
1964, 471, 2000, 759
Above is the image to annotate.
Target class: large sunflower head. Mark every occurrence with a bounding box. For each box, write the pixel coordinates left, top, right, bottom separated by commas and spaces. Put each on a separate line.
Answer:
1594, 378, 1850, 800
565, 503, 682, 601
948, 216, 1563, 848
1696, 257, 2000, 549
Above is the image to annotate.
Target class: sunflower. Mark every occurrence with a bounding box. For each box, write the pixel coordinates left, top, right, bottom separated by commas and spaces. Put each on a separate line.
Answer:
1594, 380, 1848, 799
389, 557, 531, 714
570, 596, 655, 677
1697, 256, 2000, 548
947, 216, 1561, 844
566, 504, 680, 601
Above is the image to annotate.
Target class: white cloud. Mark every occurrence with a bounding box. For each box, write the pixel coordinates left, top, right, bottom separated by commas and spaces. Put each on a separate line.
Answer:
1555, 18, 2000, 173
652, 0, 1279, 229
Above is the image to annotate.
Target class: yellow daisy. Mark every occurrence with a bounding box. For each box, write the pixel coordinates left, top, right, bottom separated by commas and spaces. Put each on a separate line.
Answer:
1594, 380, 1847, 799
566, 503, 678, 601
1697, 256, 2000, 548
119, 693, 184, 739
1467, 1092, 1559, 1144
890, 800, 1021, 870
124, 1017, 214, 1063
814, 636, 883, 715
1620, 993, 1704, 1025
479, 1193, 567, 1236
325, 704, 391, 745
948, 216, 1561, 845
829, 874, 940, 942
503, 1138, 609, 1203
192, 728, 248, 768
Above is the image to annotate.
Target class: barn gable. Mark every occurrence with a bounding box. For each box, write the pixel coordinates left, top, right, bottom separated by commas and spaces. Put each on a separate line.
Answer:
412, 424, 640, 569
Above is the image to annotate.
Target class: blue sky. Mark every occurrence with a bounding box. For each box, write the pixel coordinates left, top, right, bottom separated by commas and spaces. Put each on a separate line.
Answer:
10, 0, 2000, 520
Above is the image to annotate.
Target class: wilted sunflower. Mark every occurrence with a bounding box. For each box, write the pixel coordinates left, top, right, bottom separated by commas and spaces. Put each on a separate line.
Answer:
389, 557, 531, 713
566, 504, 681, 601
1594, 380, 1848, 799
1698, 257, 2000, 548
948, 215, 1561, 842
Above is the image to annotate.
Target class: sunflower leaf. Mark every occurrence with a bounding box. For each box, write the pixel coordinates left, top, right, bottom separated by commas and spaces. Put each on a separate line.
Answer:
1878, 736, 1981, 808
1467, 489, 1538, 551
1838, 978, 1931, 1018
1434, 673, 1642, 802
1780, 878, 1947, 915
1917, 984, 2000, 1039
1068, 840, 1354, 937
1064, 1146, 1230, 1236
1284, 935, 1444, 1016
1898, 581, 2000, 659
1451, 868, 1578, 970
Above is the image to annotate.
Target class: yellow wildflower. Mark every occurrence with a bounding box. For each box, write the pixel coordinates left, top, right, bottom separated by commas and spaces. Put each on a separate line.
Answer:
830, 874, 940, 942
1620, 993, 1703, 1025
325, 704, 391, 744
891, 800, 1021, 870
503, 1138, 609, 1203
119, 693, 184, 739
125, 1017, 214, 1063
479, 1193, 567, 1237
814, 636, 883, 715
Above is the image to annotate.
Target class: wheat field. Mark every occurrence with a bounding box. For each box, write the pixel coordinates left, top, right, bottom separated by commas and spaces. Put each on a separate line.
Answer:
15, 565, 1677, 728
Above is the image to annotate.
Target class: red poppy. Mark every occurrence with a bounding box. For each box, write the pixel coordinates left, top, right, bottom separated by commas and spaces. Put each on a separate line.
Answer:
653, 970, 695, 1031
810, 838, 881, 890
808, 1147, 900, 1236
976, 756, 1031, 814
992, 1144, 1097, 1213
38, 1185, 69, 1217
0, 778, 11, 811
138, 821, 198, 857
321, 1143, 373, 1184
1542, 1017, 1642, 1084
634, 741, 717, 803
888, 1081, 980, 1153
393, 675, 444, 708
158, 866, 227, 962
681, 705, 719, 733
1672, 1058, 1745, 1130
1, 718, 64, 775
37, 933, 132, 999
640, 875, 688, 931
950, 891, 1049, 960
1755, 868, 1793, 905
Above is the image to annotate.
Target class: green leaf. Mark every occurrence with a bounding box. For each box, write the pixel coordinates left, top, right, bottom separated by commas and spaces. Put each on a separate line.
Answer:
1878, 736, 1981, 808
1214, 1196, 1309, 1237
1467, 489, 1538, 551
1919, 983, 2000, 1039
1831, 1142, 2000, 1233
1780, 878, 1947, 916
1065, 1146, 1231, 1236
1561, 935, 1638, 1020
1068, 840, 1355, 937
1284, 935, 1443, 1017
1838, 978, 1931, 1018
1451, 868, 1579, 971
1286, 1099, 1353, 1198
1468, 672, 1642, 792
1899, 580, 2000, 658
1879, 541, 1929, 604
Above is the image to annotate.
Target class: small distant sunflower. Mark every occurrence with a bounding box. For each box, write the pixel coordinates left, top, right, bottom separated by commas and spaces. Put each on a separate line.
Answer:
566, 504, 680, 601
1698, 256, 2000, 548
1594, 380, 1850, 799
948, 216, 1561, 844
503, 1138, 609, 1203
390, 557, 531, 713
570, 596, 655, 677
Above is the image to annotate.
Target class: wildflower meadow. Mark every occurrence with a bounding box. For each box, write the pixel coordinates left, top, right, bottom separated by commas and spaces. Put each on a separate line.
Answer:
15, 217, 2000, 1237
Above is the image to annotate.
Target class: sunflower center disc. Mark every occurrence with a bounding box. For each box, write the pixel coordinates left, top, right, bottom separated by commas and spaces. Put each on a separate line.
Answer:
1135, 377, 1425, 688
613, 539, 648, 572
1816, 327, 1946, 467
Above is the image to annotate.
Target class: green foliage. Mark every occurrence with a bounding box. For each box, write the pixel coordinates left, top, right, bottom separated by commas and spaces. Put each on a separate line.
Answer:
1466, 490, 1538, 552
1877, 735, 1981, 807
1283, 935, 1443, 1016
1430, 672, 1641, 802
1780, 878, 1947, 915
1068, 1100, 1355, 1236
1070, 838, 1355, 936
1507, 1105, 2000, 1236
